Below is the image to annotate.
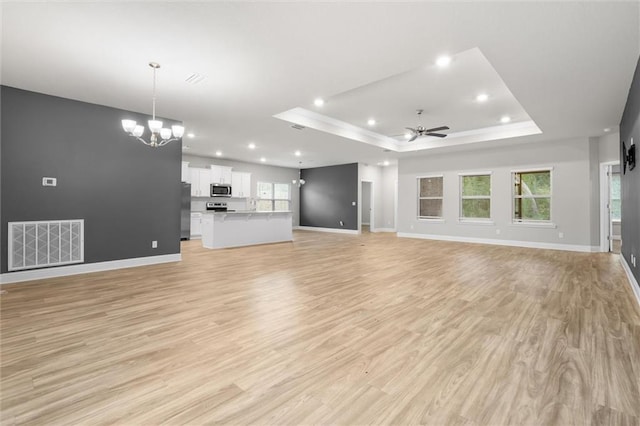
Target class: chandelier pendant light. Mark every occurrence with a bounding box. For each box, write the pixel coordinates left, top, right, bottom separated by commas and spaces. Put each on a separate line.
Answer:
292, 161, 306, 187
121, 62, 184, 148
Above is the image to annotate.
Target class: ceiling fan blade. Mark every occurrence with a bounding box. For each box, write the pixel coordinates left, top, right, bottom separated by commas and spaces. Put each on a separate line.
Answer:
425, 126, 449, 132
405, 127, 417, 132
408, 134, 418, 142
426, 133, 447, 138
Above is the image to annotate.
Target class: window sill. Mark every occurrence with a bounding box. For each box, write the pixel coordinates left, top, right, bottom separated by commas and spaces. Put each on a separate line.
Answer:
458, 219, 495, 226
509, 222, 557, 229
417, 218, 445, 223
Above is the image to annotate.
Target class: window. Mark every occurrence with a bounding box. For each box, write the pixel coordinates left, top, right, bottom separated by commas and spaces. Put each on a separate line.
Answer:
610, 172, 621, 221
418, 176, 443, 219
460, 173, 491, 220
513, 169, 551, 222
257, 182, 290, 211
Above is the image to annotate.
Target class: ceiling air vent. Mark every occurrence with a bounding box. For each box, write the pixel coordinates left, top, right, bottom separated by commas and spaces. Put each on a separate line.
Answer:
185, 73, 206, 85
290, 124, 306, 130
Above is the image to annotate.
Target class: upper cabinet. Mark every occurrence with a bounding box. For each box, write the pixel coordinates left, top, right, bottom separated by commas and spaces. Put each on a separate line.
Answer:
210, 165, 232, 184
190, 167, 212, 197
181, 161, 190, 183
231, 172, 251, 198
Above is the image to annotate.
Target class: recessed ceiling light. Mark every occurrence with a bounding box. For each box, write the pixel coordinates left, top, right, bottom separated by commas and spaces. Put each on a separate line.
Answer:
367, 118, 376, 126
215, 150, 222, 156
248, 142, 256, 149
436, 55, 451, 67
260, 157, 266, 162
500, 116, 511, 124
314, 98, 325, 107
187, 133, 195, 138
604, 127, 611, 132
404, 133, 412, 139
383, 160, 390, 166
476, 93, 489, 102
295, 150, 301, 156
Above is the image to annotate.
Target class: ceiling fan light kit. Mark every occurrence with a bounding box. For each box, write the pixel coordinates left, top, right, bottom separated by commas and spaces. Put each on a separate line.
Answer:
404, 109, 450, 142
121, 62, 185, 148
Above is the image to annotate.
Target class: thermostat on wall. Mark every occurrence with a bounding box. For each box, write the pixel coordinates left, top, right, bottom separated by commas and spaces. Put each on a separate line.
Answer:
42, 177, 57, 187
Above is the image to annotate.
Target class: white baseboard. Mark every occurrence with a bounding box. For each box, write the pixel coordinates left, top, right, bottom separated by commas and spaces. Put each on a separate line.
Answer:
0, 253, 182, 285
397, 232, 599, 253
372, 228, 396, 233
296, 226, 359, 235
362, 222, 370, 226
620, 255, 640, 308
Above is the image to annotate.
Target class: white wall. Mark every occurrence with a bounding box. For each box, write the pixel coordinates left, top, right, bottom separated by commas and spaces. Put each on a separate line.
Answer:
183, 155, 300, 226
397, 137, 599, 249
599, 132, 621, 162
361, 182, 371, 225
382, 165, 398, 230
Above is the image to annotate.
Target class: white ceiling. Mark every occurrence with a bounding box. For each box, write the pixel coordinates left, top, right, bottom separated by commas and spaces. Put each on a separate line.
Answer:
1, 2, 638, 169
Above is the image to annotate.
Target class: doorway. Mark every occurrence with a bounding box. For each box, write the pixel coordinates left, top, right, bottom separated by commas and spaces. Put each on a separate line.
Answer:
361, 181, 373, 233
600, 162, 622, 253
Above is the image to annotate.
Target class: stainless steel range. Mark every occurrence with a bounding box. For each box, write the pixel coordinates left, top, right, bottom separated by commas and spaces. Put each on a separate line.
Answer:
206, 201, 228, 212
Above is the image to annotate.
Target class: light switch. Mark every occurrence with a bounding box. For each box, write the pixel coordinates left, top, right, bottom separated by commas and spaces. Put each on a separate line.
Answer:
352, 201, 356, 206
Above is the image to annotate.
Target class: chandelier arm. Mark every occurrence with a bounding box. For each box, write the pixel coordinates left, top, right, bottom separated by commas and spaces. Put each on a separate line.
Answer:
131, 135, 154, 146
157, 138, 178, 147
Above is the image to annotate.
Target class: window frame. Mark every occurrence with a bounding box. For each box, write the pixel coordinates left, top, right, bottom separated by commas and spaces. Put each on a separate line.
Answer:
417, 175, 444, 221
511, 167, 553, 225
458, 171, 493, 223
256, 181, 291, 212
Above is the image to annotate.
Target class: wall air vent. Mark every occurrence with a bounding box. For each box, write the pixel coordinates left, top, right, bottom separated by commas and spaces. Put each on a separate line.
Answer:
185, 73, 206, 85
290, 124, 306, 130
8, 220, 84, 271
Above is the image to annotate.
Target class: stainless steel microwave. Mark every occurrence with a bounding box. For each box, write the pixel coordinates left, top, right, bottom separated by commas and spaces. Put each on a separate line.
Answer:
211, 183, 232, 197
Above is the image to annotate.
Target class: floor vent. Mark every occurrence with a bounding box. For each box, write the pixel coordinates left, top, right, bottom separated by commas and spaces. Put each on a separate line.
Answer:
8, 220, 84, 271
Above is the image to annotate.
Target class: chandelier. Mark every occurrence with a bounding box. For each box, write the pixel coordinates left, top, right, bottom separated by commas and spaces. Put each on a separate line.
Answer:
292, 162, 306, 187
121, 62, 184, 147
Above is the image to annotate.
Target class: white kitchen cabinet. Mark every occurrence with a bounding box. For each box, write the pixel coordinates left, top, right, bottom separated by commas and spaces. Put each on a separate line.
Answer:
181, 161, 190, 183
231, 172, 252, 198
190, 212, 202, 238
210, 165, 233, 184
189, 167, 212, 197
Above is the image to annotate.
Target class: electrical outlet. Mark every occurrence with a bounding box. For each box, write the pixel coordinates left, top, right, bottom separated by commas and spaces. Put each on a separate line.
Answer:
558, 232, 564, 239
152, 240, 158, 249
42, 177, 57, 187
410, 224, 414, 230
339, 221, 344, 227
496, 229, 501, 235
352, 201, 356, 206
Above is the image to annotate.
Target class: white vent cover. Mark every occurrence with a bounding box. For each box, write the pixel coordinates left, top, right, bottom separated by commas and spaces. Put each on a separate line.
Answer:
8, 220, 84, 271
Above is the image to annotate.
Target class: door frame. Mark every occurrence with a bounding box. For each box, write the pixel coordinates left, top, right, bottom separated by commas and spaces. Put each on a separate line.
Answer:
599, 161, 620, 252
359, 180, 374, 233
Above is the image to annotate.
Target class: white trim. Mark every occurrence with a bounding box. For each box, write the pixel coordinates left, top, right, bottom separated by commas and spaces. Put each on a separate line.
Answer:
600, 161, 620, 253
397, 232, 599, 253
458, 219, 495, 226
620, 255, 640, 308
371, 228, 396, 233
296, 226, 359, 235
0, 253, 182, 285
509, 222, 557, 229
510, 166, 554, 173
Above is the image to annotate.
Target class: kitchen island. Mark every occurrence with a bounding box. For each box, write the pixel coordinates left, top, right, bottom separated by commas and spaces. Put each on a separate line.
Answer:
201, 211, 293, 249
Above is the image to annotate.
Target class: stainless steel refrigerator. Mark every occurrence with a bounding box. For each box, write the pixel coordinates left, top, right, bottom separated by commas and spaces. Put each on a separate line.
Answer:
181, 183, 191, 240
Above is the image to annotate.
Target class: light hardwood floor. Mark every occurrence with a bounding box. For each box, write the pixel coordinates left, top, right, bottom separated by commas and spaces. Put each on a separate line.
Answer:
1, 231, 639, 425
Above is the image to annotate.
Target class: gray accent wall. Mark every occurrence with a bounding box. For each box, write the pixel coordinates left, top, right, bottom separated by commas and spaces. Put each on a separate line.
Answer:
300, 163, 358, 230
620, 56, 640, 284
1, 86, 182, 274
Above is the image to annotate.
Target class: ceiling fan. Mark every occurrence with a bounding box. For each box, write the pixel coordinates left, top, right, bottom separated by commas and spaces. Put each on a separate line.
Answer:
404, 109, 449, 142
